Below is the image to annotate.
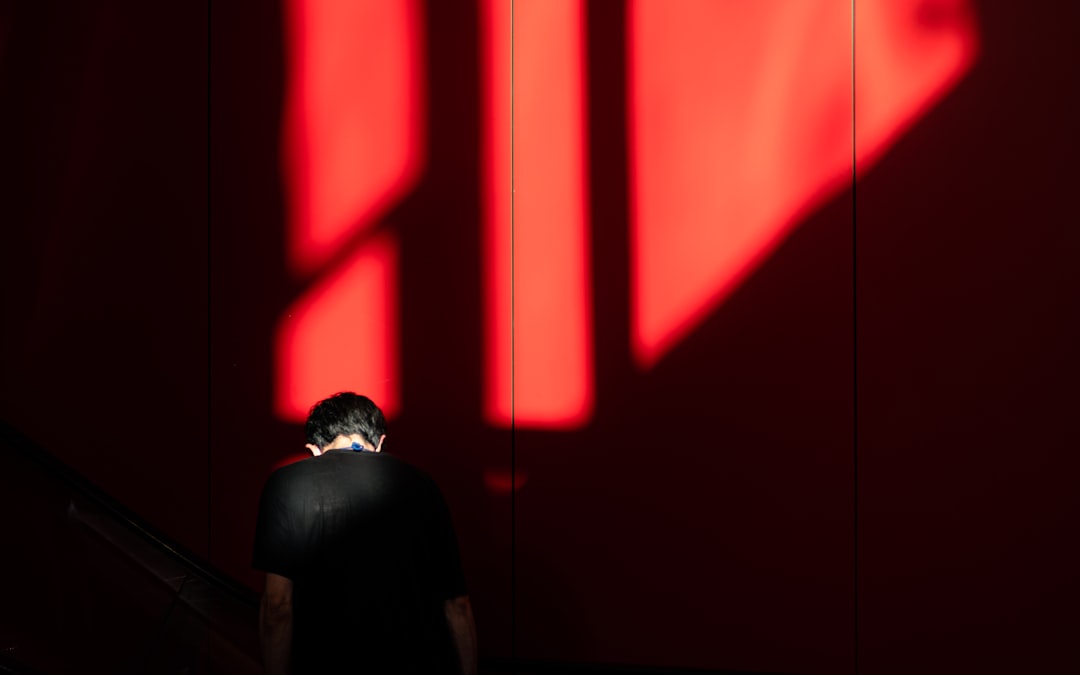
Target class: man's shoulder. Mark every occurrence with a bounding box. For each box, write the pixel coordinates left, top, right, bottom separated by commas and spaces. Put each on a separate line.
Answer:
267, 454, 320, 481
264, 452, 434, 489
260, 455, 325, 497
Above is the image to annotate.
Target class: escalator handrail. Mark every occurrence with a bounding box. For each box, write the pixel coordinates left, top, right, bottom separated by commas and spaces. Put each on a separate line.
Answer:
0, 419, 259, 609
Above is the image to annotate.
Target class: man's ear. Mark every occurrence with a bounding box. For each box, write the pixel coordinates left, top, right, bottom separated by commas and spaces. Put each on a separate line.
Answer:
375, 434, 386, 452
306, 443, 322, 456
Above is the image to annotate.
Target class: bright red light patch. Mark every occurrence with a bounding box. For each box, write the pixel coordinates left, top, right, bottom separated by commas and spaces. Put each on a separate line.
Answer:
275, 236, 400, 422
276, 0, 423, 423
855, 0, 978, 167
281, 0, 424, 274
482, 0, 594, 429
628, 0, 977, 367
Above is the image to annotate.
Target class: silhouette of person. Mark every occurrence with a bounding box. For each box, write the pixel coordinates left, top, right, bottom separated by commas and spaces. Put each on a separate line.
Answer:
254, 392, 476, 674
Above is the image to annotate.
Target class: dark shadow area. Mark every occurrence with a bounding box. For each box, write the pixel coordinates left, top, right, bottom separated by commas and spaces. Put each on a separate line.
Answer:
0, 422, 259, 674
481, 661, 795, 675
0, 0, 210, 557
856, 1, 1079, 672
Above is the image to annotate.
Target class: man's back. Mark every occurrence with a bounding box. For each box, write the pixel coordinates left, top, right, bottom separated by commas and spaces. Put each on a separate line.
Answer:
253, 451, 466, 673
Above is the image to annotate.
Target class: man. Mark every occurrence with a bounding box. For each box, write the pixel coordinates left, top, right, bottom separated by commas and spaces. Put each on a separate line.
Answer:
253, 392, 477, 674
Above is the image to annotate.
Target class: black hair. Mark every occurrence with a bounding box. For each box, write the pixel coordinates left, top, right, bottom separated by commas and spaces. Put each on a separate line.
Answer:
305, 392, 387, 450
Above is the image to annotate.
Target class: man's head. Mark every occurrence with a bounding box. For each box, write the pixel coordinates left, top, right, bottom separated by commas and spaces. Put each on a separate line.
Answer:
305, 392, 386, 454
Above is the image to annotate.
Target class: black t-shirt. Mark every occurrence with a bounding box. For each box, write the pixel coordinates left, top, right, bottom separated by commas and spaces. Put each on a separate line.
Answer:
253, 451, 467, 673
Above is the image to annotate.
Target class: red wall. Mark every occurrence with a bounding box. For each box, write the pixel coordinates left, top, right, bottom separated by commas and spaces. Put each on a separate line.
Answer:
1, 1, 1076, 673
0, 1, 210, 557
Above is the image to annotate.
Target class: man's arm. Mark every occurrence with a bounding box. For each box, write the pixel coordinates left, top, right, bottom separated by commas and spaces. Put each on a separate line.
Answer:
444, 595, 477, 675
259, 572, 294, 675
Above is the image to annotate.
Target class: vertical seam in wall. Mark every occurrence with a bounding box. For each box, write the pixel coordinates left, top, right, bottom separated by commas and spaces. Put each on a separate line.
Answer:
206, 0, 213, 570
851, 1, 859, 673
510, 0, 517, 661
